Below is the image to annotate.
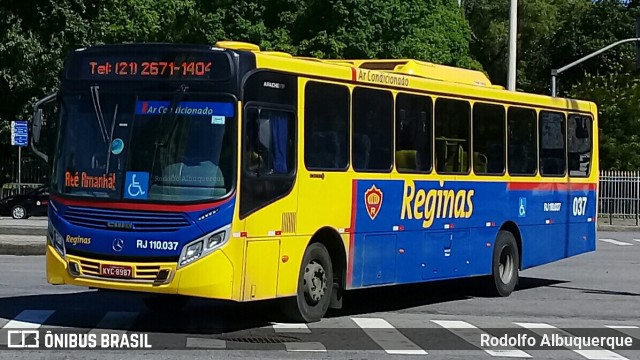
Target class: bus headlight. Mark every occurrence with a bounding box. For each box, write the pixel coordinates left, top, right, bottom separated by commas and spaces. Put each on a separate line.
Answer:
48, 221, 65, 257
178, 225, 230, 268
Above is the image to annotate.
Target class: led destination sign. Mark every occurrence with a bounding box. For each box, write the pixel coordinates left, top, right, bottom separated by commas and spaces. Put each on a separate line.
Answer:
66, 50, 232, 81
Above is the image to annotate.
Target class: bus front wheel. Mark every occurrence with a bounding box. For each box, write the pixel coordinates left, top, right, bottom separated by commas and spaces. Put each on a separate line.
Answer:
281, 243, 333, 323
487, 230, 519, 297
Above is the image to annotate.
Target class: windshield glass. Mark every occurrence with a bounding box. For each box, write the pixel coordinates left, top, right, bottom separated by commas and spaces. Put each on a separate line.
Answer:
51, 91, 236, 202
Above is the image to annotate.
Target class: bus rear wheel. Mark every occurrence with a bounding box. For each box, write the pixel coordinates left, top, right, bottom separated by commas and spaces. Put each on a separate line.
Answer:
486, 230, 519, 297
281, 243, 333, 323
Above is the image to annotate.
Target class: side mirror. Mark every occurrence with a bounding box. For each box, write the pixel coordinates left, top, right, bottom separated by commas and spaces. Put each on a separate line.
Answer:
31, 92, 57, 163
33, 108, 43, 143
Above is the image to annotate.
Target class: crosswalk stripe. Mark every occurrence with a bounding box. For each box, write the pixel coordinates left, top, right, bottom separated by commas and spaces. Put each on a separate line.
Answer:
599, 239, 633, 246
0, 310, 55, 346
632, 239, 640, 243
284, 341, 327, 352
2, 310, 55, 329
605, 325, 639, 329
88, 311, 138, 334
185, 337, 226, 349
432, 320, 532, 358
352, 317, 427, 355
272, 322, 311, 333
515, 322, 628, 360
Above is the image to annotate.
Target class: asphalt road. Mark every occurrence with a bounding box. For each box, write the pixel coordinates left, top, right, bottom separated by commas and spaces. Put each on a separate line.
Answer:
0, 231, 638, 359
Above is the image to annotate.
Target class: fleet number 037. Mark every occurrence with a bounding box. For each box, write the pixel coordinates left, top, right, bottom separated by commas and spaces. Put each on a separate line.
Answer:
573, 196, 588, 216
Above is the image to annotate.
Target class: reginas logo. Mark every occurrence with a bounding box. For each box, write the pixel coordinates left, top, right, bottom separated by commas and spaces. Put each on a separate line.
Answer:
364, 185, 383, 220
401, 180, 475, 228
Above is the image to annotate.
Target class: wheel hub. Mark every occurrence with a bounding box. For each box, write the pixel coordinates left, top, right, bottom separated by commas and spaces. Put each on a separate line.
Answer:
303, 260, 327, 304
12, 207, 25, 219
499, 246, 514, 284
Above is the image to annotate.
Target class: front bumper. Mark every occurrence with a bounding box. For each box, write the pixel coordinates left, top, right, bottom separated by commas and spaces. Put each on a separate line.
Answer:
46, 243, 235, 300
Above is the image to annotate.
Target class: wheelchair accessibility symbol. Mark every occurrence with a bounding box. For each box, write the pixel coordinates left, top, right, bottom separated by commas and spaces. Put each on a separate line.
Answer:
124, 172, 149, 199
518, 197, 527, 218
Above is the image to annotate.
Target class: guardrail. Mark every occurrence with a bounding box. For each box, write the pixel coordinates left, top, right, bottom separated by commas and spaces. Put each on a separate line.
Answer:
598, 170, 640, 225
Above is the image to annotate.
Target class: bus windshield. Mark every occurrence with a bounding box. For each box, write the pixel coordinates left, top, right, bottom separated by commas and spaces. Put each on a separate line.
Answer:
51, 90, 236, 202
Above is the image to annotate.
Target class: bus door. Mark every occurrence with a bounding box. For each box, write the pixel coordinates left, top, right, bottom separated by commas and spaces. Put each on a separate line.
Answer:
239, 71, 298, 300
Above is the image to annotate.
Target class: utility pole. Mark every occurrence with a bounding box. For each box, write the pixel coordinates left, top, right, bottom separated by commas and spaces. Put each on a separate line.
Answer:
507, 0, 518, 91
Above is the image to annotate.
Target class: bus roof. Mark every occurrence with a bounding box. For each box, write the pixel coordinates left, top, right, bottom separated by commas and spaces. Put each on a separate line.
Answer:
215, 41, 596, 114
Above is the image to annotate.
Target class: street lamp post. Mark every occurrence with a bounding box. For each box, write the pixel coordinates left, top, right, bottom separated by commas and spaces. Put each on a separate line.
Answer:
508, 0, 517, 91
551, 38, 640, 97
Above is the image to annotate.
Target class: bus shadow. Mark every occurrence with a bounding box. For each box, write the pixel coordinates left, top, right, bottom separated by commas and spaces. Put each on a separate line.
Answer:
0, 276, 566, 334
328, 276, 567, 317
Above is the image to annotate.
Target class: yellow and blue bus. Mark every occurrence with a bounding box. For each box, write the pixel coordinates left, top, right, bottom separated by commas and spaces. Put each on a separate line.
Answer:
32, 41, 598, 322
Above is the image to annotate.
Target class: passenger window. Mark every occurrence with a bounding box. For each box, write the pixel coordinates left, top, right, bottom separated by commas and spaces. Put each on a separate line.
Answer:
539, 111, 566, 176
508, 107, 537, 175
245, 107, 295, 176
395, 93, 432, 173
473, 103, 505, 175
435, 98, 471, 174
304, 82, 349, 170
568, 114, 592, 177
352, 87, 393, 172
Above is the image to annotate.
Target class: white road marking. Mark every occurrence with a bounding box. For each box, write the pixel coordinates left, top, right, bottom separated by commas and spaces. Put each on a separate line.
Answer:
515, 322, 628, 360
0, 310, 55, 345
599, 239, 633, 246
432, 320, 532, 358
2, 310, 55, 329
284, 342, 327, 352
632, 239, 640, 243
605, 325, 639, 329
352, 317, 427, 355
185, 337, 226, 349
272, 322, 311, 333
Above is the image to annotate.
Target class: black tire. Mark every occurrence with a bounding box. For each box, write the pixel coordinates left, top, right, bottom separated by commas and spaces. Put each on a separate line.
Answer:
281, 243, 333, 323
142, 294, 189, 313
11, 205, 28, 219
486, 230, 520, 297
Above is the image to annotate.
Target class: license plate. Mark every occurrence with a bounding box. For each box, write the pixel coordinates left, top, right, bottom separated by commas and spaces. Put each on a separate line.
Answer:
100, 264, 133, 278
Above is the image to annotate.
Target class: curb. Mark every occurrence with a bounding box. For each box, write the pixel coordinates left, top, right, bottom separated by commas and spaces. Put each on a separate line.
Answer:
0, 243, 45, 256
0, 227, 47, 236
597, 225, 640, 232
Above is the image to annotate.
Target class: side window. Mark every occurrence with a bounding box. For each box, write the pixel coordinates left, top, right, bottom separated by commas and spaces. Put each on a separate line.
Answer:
539, 111, 566, 176
473, 103, 505, 175
568, 114, 592, 177
395, 93, 432, 173
352, 87, 393, 172
304, 82, 349, 170
435, 98, 471, 174
245, 108, 295, 176
508, 107, 537, 175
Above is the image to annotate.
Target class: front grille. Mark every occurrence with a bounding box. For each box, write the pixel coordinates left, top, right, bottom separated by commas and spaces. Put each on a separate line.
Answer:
63, 206, 191, 232
74, 259, 171, 283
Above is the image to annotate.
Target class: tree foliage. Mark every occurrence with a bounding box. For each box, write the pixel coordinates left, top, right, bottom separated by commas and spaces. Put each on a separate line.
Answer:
3, 0, 640, 170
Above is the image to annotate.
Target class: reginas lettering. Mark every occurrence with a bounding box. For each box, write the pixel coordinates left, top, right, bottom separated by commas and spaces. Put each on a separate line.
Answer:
401, 180, 475, 228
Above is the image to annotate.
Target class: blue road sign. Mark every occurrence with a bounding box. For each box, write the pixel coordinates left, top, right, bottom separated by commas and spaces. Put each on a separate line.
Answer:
11, 120, 28, 147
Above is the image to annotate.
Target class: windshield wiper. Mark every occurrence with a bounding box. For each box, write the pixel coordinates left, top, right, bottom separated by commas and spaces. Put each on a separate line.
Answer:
89, 85, 109, 143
